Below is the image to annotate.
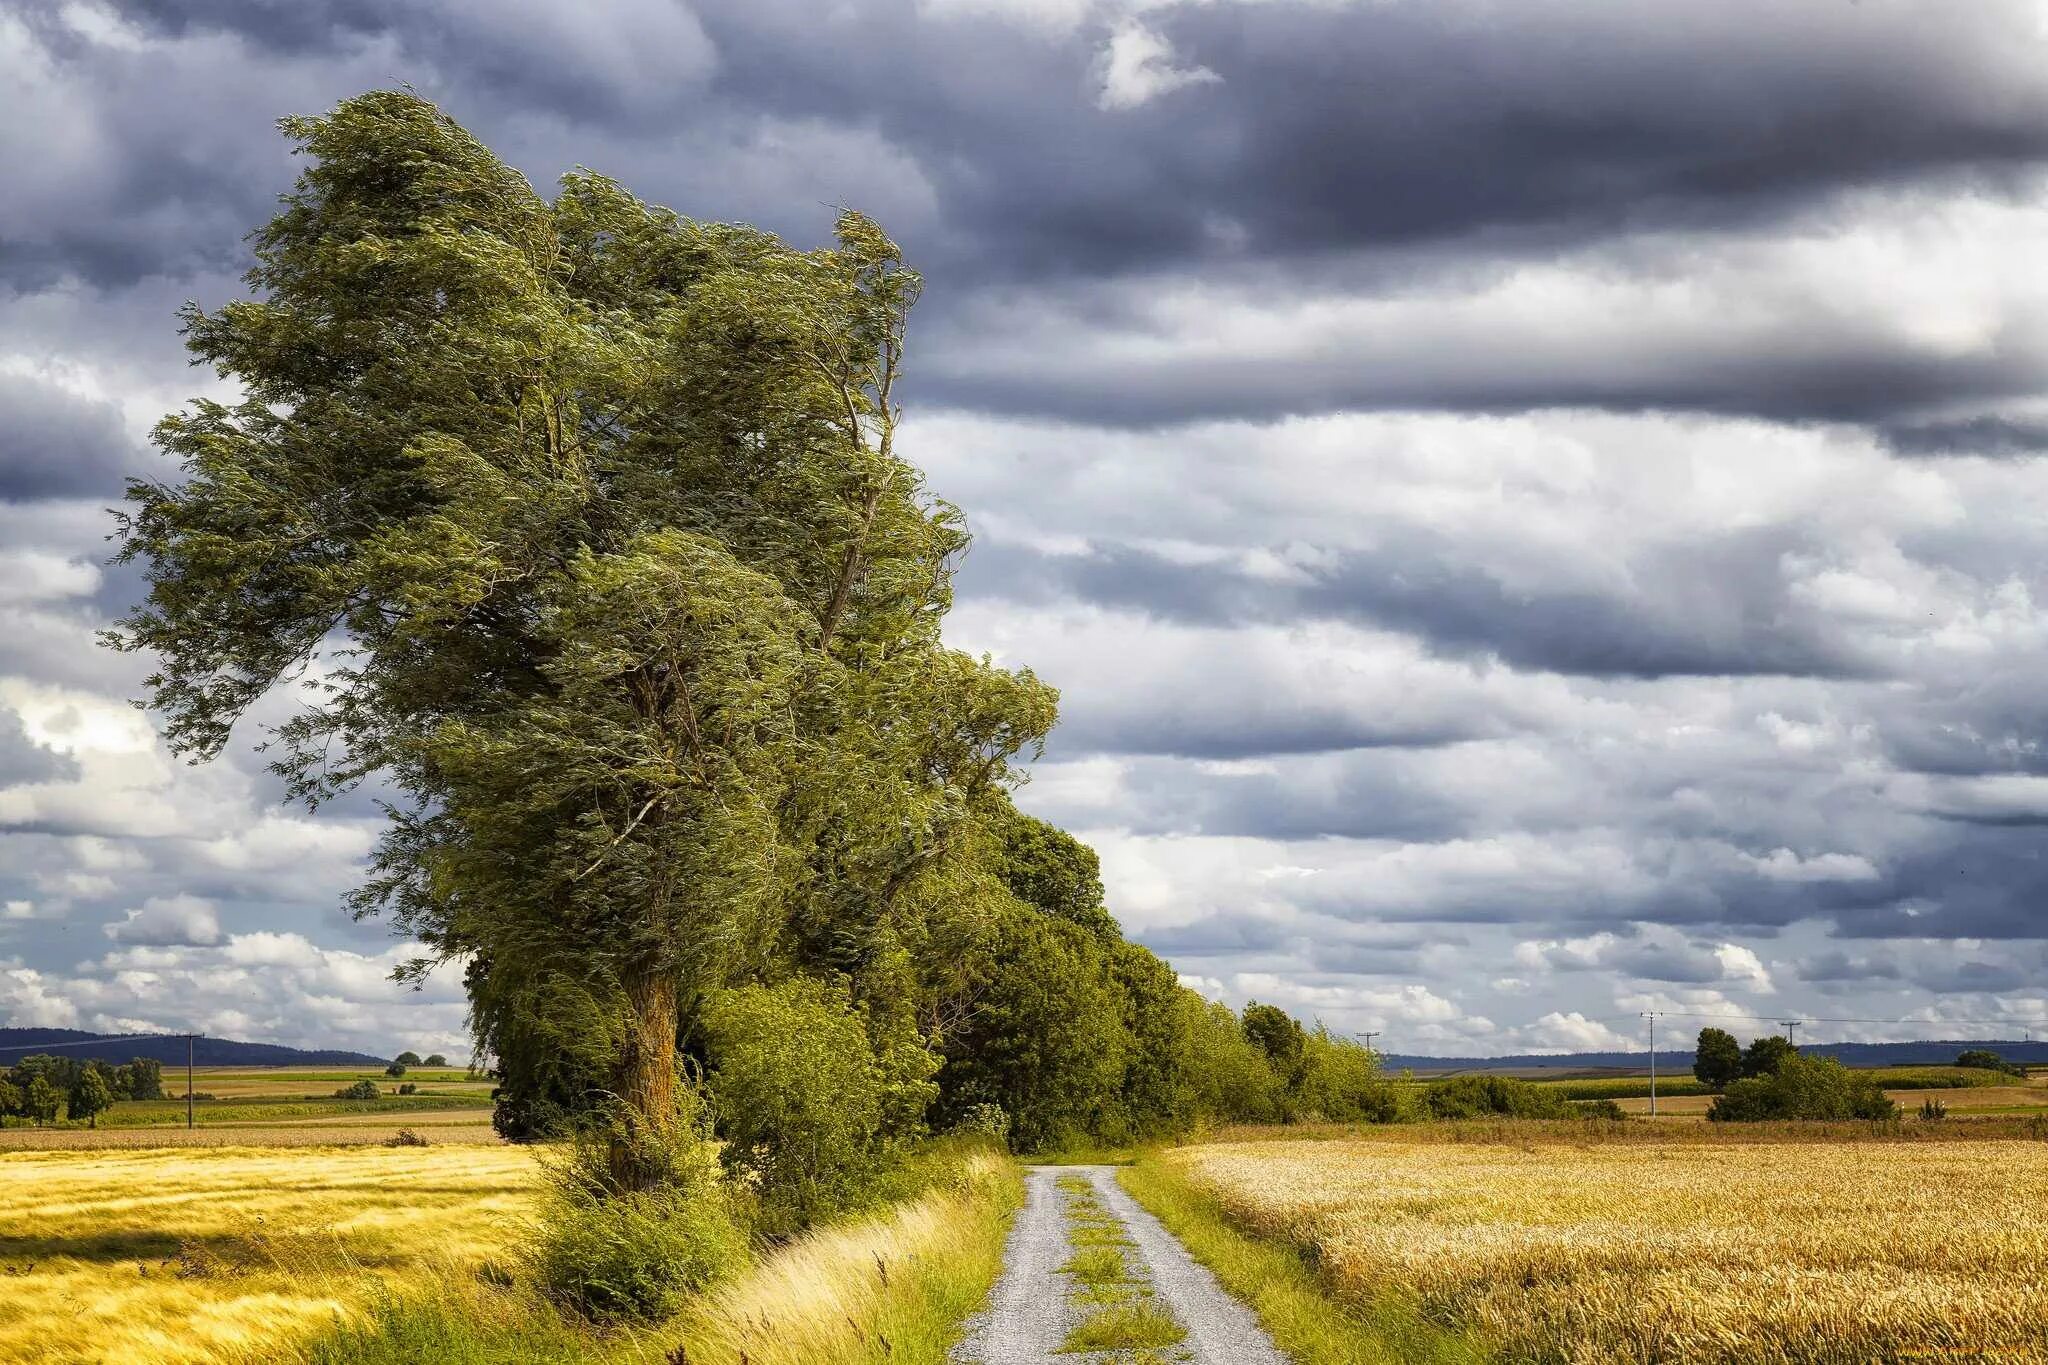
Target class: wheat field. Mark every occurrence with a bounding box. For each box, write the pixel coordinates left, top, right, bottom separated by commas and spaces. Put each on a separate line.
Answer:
1164, 1135, 2048, 1364
0, 1145, 538, 1364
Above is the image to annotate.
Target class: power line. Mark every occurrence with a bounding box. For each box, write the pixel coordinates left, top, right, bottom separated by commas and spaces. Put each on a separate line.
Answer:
0, 1032, 191, 1054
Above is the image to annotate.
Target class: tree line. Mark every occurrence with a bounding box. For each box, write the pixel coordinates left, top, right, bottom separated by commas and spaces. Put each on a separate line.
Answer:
0, 1056, 164, 1128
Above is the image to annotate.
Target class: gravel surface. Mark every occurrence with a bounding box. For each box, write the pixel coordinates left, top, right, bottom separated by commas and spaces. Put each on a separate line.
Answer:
951, 1163, 1291, 1364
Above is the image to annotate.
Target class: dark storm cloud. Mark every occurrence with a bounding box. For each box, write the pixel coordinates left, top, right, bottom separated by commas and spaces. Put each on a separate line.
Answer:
0, 709, 77, 787
1882, 416, 2048, 458
963, 534, 1875, 681
0, 376, 146, 499
26, 0, 2048, 287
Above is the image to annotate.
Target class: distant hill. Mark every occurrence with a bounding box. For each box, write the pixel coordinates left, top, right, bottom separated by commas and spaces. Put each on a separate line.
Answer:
0, 1028, 387, 1068
1386, 1038, 2048, 1074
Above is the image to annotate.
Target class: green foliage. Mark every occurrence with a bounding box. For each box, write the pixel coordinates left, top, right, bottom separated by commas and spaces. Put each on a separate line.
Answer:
121, 1057, 165, 1101
1956, 1049, 2023, 1077
0, 1077, 18, 1121
1181, 996, 1287, 1124
336, 1080, 383, 1101
423, 1054, 449, 1068
995, 810, 1116, 938
66, 1068, 113, 1127
703, 978, 938, 1237
398, 1082, 418, 1096
110, 88, 1056, 1176
1741, 1035, 1798, 1078
1241, 1003, 1308, 1089
1298, 1028, 1400, 1123
1920, 1096, 1948, 1120
1693, 1027, 1743, 1089
395, 1052, 422, 1067
529, 1120, 748, 1321
385, 1062, 409, 1078
24, 1075, 59, 1125
937, 909, 1127, 1152
1708, 1054, 1901, 1122
1422, 1075, 1578, 1120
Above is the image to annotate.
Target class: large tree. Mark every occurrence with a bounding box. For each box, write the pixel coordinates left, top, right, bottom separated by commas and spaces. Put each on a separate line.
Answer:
112, 91, 1053, 1185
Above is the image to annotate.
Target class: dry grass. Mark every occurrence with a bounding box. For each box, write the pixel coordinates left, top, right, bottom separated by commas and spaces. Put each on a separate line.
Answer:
662, 1143, 1018, 1365
0, 1144, 537, 1364
1166, 1135, 2048, 1364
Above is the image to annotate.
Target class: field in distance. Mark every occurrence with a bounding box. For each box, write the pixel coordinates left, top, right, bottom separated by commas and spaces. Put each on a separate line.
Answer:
1158, 1129, 2048, 1363
0, 1066, 497, 1149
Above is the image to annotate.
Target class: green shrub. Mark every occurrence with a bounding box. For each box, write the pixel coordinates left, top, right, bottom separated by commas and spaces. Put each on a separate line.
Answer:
528, 1116, 747, 1321
1708, 1055, 1900, 1122
335, 1080, 382, 1101
951, 1103, 1011, 1144
1297, 1029, 1400, 1123
1920, 1097, 1948, 1121
1577, 1099, 1627, 1120
703, 977, 939, 1238
1423, 1075, 1577, 1120
1956, 1049, 2023, 1077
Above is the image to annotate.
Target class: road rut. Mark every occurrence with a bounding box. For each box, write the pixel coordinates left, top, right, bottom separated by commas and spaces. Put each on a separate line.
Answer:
950, 1164, 1290, 1364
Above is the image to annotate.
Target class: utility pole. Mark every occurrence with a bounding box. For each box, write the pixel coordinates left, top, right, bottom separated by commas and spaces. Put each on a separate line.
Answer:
1358, 1030, 1381, 1057
186, 1034, 195, 1131
1782, 1020, 1800, 1048
1642, 1012, 1659, 1117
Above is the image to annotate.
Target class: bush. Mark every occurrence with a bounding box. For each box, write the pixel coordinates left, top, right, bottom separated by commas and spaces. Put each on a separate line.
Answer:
1297, 1029, 1400, 1123
1741, 1035, 1798, 1078
703, 977, 939, 1238
335, 1080, 383, 1101
1577, 1099, 1627, 1120
528, 1101, 747, 1321
1956, 1049, 2023, 1077
397, 1082, 418, 1096
1708, 1055, 1900, 1122
385, 1128, 431, 1147
1920, 1097, 1948, 1121
1422, 1075, 1578, 1120
1180, 996, 1286, 1125
950, 1103, 1011, 1144
384, 1061, 408, 1078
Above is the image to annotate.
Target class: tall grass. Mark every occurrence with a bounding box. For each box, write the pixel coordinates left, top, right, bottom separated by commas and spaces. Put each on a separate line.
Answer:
278, 1139, 1022, 1365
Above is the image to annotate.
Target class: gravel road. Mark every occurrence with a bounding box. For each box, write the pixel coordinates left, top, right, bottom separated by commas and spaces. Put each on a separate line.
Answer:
950, 1164, 1291, 1364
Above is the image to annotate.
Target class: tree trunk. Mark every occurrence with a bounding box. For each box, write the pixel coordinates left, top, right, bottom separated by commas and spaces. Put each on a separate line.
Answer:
609, 962, 679, 1190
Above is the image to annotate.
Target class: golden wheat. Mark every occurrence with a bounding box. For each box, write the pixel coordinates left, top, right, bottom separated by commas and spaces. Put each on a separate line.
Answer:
1167, 1136, 2048, 1364
0, 1144, 537, 1365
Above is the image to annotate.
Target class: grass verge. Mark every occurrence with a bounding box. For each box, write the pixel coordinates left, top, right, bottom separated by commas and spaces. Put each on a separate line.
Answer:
277, 1140, 1022, 1365
1117, 1153, 1487, 1365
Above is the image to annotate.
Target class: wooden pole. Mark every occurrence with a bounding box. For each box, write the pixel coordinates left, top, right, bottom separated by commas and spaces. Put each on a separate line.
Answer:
186, 1034, 194, 1130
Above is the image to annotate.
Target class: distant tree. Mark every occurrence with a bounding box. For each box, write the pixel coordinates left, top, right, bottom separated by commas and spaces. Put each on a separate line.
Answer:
335, 1080, 382, 1101
1708, 1054, 1897, 1122
422, 1054, 449, 1068
384, 1061, 408, 1078
1693, 1028, 1743, 1089
1241, 1003, 1308, 1090
394, 1051, 422, 1067
1741, 1035, 1798, 1078
124, 1058, 165, 1101
0, 1077, 19, 1123
397, 1082, 418, 1096
67, 1069, 113, 1128
1955, 1049, 2020, 1076
25, 1075, 60, 1125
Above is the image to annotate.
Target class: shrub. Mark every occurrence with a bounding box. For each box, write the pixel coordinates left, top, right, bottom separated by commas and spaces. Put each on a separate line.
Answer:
335, 1080, 382, 1101
397, 1082, 418, 1096
1741, 1035, 1798, 1078
1180, 996, 1287, 1125
703, 977, 939, 1238
1920, 1097, 1948, 1121
1423, 1075, 1577, 1120
1708, 1055, 1900, 1122
528, 1100, 747, 1321
384, 1061, 409, 1078
1578, 1099, 1627, 1120
422, 1054, 449, 1068
1956, 1049, 2023, 1077
1297, 1028, 1400, 1123
951, 1103, 1012, 1144
385, 1128, 431, 1147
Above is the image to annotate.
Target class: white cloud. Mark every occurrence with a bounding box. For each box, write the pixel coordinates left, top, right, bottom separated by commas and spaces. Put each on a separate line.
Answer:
1096, 21, 1219, 109
105, 893, 222, 946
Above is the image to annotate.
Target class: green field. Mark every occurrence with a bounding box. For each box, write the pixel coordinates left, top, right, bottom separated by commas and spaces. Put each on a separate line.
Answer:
0, 1066, 495, 1134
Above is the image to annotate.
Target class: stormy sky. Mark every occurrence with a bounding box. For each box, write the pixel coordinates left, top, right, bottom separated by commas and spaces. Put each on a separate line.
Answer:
4, 0, 2047, 1058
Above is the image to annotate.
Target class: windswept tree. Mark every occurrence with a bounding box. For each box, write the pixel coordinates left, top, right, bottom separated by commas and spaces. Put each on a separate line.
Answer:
111, 91, 1053, 1186
1693, 1027, 1743, 1089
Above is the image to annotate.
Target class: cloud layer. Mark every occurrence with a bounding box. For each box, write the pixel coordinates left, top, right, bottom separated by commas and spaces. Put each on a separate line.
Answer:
3, 0, 2048, 1054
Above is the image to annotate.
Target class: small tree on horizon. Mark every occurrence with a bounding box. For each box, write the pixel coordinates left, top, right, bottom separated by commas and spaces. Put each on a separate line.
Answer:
24, 1076, 59, 1126
394, 1051, 422, 1067
1693, 1027, 1743, 1089
1741, 1034, 1798, 1078
67, 1069, 113, 1128
422, 1054, 448, 1068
